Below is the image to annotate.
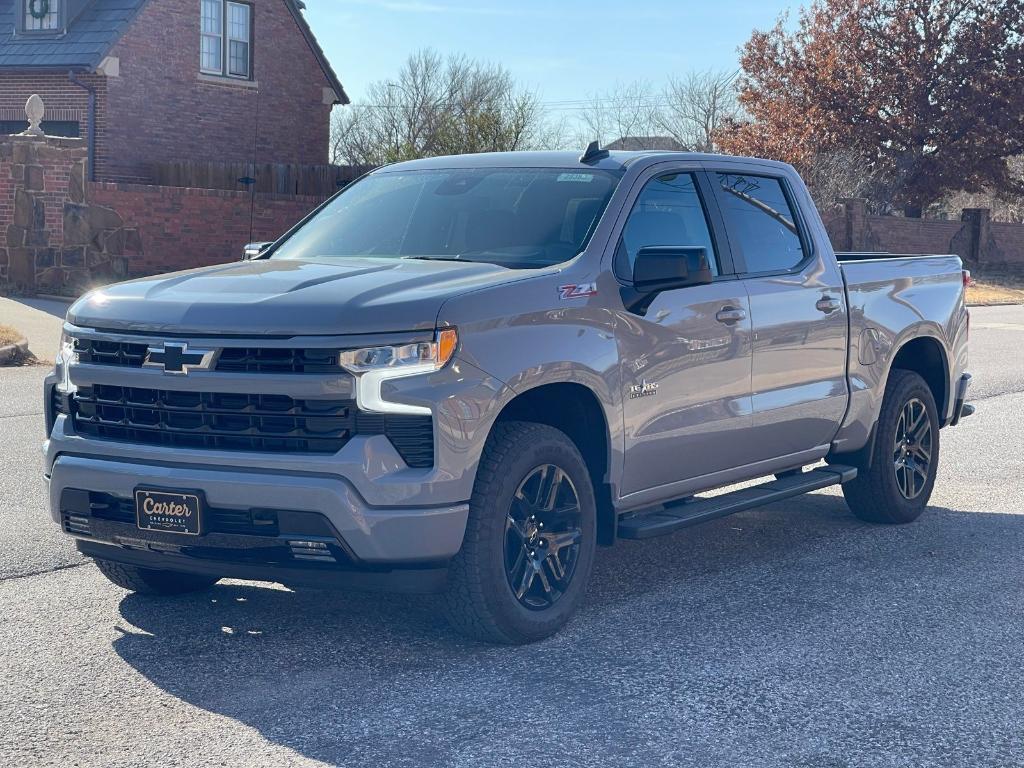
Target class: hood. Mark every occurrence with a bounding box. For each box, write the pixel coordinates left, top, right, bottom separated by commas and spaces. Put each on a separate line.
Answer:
68, 258, 529, 336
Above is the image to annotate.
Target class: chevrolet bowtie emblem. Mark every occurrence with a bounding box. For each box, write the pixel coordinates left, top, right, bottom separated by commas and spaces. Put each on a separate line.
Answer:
144, 342, 216, 374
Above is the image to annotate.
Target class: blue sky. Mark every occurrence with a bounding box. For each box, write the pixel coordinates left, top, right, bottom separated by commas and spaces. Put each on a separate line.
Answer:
304, 0, 794, 111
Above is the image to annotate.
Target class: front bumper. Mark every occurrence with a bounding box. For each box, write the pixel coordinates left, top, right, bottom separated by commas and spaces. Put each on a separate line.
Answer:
74, 540, 448, 593
48, 453, 468, 587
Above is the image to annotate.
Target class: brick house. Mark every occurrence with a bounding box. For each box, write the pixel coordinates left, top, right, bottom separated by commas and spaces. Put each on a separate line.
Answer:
0, 0, 348, 183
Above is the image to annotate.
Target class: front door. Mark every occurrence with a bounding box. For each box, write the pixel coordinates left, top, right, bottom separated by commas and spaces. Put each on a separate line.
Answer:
710, 170, 849, 460
615, 170, 755, 498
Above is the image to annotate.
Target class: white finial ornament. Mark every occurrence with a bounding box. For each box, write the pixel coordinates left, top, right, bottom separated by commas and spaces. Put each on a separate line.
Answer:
24, 94, 45, 136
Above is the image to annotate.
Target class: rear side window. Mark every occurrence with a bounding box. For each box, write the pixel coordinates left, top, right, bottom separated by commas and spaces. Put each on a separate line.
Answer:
616, 172, 719, 279
715, 173, 805, 274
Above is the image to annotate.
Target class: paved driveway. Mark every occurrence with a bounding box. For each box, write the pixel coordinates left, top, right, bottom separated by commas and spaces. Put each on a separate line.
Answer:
1, 305, 1022, 768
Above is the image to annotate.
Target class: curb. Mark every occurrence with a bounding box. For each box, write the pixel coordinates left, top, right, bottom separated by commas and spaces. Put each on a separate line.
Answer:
33, 294, 76, 304
0, 339, 30, 366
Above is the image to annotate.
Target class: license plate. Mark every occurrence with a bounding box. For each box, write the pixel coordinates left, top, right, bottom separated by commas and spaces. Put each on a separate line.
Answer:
135, 489, 203, 535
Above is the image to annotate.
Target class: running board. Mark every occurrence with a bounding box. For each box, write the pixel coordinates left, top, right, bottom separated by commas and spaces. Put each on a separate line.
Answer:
617, 465, 858, 540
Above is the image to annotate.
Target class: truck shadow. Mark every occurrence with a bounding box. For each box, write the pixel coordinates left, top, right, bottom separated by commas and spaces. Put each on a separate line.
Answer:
111, 497, 1024, 766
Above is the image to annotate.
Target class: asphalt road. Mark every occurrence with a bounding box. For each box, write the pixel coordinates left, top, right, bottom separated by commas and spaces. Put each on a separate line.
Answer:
2, 306, 1023, 767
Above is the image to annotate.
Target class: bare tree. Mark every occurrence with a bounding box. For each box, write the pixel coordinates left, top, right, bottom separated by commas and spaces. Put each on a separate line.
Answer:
574, 81, 659, 148
331, 49, 556, 166
574, 73, 740, 151
943, 157, 1024, 222
656, 70, 740, 152
801, 148, 897, 213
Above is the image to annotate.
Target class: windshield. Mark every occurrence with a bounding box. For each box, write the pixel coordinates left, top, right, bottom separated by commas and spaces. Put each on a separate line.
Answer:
271, 167, 623, 269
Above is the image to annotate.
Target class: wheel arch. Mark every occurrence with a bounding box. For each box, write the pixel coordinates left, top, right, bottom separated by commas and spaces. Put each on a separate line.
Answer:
831, 332, 950, 470
490, 382, 617, 546
887, 334, 950, 418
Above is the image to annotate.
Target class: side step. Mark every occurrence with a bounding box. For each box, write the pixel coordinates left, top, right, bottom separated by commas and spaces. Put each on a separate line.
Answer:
617, 464, 858, 540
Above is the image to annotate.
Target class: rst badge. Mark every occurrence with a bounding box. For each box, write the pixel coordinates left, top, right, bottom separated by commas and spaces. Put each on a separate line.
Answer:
629, 380, 659, 399
558, 283, 598, 300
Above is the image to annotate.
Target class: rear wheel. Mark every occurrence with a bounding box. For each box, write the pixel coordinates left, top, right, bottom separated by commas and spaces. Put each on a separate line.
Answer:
444, 421, 597, 644
94, 558, 219, 595
843, 370, 939, 524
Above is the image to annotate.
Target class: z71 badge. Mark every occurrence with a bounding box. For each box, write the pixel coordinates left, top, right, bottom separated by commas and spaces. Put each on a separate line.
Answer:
558, 283, 598, 300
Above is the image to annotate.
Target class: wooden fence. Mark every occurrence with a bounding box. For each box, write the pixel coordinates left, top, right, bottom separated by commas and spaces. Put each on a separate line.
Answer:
151, 161, 375, 197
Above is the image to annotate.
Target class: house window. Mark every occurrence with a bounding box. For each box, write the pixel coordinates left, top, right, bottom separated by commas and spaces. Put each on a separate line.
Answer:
200, 0, 252, 79
23, 0, 61, 32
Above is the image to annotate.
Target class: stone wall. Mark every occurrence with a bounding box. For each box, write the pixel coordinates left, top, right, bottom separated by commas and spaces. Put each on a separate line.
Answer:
0, 131, 322, 295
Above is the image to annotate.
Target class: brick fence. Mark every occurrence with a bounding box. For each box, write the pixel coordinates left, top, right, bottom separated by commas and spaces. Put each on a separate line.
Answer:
1, 132, 323, 294
822, 199, 1024, 269
87, 182, 321, 276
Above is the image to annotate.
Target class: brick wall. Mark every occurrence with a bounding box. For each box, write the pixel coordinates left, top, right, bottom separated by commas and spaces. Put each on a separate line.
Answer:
1, 131, 321, 294
104, 0, 336, 183
823, 199, 1024, 269
0, 72, 108, 178
87, 181, 321, 276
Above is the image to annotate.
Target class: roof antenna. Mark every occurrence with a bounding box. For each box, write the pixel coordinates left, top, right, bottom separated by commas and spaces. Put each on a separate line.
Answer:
579, 140, 610, 164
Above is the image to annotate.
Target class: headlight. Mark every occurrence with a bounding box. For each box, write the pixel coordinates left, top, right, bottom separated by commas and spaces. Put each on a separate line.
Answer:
339, 328, 457, 415
56, 331, 77, 393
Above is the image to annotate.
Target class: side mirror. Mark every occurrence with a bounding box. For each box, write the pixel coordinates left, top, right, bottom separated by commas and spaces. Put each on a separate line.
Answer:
633, 246, 713, 291
242, 241, 273, 260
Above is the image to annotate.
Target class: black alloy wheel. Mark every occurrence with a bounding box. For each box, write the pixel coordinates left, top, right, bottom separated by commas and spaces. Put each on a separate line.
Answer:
504, 464, 583, 610
893, 397, 933, 500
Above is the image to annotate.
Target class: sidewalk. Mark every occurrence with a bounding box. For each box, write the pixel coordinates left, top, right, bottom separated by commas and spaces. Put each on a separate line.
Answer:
0, 296, 70, 362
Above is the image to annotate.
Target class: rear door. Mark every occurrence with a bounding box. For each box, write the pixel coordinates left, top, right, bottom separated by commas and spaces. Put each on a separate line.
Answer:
708, 167, 848, 461
615, 166, 756, 498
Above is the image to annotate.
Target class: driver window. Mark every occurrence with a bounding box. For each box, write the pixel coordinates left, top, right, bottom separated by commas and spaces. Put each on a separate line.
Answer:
615, 172, 719, 279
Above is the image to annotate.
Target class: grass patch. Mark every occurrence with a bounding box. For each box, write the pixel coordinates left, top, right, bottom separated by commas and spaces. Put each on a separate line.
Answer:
966, 272, 1024, 306
0, 324, 24, 347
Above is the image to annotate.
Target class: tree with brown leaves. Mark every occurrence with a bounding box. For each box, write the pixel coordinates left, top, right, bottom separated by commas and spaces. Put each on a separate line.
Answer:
718, 0, 1024, 216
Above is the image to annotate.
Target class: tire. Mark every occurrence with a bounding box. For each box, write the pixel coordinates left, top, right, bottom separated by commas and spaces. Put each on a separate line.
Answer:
94, 558, 219, 595
443, 421, 597, 644
843, 369, 940, 524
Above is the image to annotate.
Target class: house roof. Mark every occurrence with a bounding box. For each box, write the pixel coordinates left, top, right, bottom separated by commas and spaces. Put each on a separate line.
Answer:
0, 0, 348, 104
284, 0, 347, 104
0, 0, 148, 70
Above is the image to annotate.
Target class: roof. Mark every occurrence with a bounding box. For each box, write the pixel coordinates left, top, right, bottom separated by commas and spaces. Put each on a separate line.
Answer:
378, 150, 777, 171
374, 150, 798, 180
0, 0, 348, 103
0, 0, 148, 70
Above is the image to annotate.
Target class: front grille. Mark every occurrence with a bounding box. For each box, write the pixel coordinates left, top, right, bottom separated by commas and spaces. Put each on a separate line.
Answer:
74, 339, 343, 374
68, 384, 434, 466
72, 385, 353, 453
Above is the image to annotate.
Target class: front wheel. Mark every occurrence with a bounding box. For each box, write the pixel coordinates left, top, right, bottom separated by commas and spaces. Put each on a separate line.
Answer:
843, 369, 940, 524
443, 421, 597, 644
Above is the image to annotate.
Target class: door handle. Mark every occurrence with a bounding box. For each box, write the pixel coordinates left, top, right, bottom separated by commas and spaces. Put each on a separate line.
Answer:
816, 296, 842, 314
715, 306, 747, 325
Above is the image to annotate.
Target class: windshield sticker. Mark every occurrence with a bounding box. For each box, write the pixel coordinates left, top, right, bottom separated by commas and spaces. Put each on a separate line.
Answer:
557, 173, 594, 183
558, 283, 598, 300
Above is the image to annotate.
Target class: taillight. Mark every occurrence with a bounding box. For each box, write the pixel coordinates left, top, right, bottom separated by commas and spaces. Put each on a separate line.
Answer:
962, 269, 973, 289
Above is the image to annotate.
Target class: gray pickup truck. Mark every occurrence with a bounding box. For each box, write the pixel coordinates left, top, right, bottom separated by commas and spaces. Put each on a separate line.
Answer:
44, 146, 973, 643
